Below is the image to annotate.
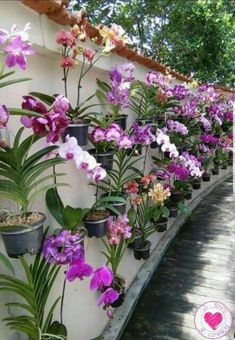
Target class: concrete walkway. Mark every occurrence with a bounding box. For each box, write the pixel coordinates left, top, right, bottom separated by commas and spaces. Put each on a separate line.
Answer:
121, 178, 235, 340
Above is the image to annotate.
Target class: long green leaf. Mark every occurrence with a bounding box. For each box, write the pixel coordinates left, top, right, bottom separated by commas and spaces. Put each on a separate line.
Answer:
0, 77, 31, 88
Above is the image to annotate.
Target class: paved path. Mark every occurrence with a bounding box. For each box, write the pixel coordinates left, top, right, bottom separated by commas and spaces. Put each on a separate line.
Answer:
122, 178, 235, 340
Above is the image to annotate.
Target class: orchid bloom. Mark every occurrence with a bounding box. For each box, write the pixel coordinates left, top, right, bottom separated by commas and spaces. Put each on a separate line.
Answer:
0, 105, 9, 128
90, 265, 114, 291
58, 136, 82, 160
4, 35, 34, 70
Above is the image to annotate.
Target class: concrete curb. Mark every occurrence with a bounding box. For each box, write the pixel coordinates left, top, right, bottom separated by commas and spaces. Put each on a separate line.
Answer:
100, 172, 233, 340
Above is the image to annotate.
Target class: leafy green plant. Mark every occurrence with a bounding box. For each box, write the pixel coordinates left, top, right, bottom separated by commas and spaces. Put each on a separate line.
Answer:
0, 253, 65, 339
46, 188, 89, 231
0, 127, 66, 215
98, 149, 143, 194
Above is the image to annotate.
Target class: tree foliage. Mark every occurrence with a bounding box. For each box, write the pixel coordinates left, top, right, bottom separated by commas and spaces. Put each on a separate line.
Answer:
70, 0, 235, 87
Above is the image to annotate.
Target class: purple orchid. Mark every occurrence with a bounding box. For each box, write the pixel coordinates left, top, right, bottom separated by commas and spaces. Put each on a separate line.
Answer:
90, 265, 114, 291
4, 35, 34, 70
167, 120, 188, 135
168, 162, 190, 181
66, 258, 93, 282
97, 287, 119, 307
21, 95, 69, 143
131, 122, 155, 145
0, 104, 9, 128
43, 230, 84, 265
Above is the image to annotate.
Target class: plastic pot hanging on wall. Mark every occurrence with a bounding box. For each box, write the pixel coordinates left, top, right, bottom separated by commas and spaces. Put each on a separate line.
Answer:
0, 213, 46, 258
63, 121, 90, 146
89, 149, 114, 171
84, 210, 109, 238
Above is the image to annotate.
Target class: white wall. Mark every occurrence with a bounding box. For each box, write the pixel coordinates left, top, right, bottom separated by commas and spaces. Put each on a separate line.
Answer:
0, 2, 231, 340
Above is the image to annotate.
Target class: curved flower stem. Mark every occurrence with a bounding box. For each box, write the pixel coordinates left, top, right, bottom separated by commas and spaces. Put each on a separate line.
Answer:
60, 278, 67, 325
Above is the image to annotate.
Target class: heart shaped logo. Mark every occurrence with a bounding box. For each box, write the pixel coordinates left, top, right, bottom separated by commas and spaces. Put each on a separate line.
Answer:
204, 312, 223, 330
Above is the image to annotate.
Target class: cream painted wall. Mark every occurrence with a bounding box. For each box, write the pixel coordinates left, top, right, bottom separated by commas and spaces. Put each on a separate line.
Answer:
0, 2, 229, 340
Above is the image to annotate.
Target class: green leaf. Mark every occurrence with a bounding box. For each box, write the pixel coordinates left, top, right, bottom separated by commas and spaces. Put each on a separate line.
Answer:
0, 77, 31, 88
177, 201, 191, 217
30, 92, 55, 106
0, 252, 15, 275
46, 188, 64, 227
8, 108, 43, 118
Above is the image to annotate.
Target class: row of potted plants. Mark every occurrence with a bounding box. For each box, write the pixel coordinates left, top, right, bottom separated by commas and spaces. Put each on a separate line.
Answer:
0, 22, 233, 339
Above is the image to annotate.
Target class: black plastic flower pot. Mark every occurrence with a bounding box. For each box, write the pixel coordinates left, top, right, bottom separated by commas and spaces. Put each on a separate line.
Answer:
221, 163, 228, 170
164, 151, 170, 158
212, 168, 220, 175
150, 141, 158, 149
111, 275, 126, 307
84, 211, 109, 238
114, 114, 128, 130
1, 213, 46, 258
228, 159, 233, 166
110, 202, 126, 216
192, 181, 201, 190
169, 207, 178, 218
184, 190, 192, 200
134, 240, 151, 260
89, 149, 114, 171
128, 230, 143, 250
202, 173, 211, 182
63, 121, 90, 146
155, 217, 168, 232
171, 190, 184, 202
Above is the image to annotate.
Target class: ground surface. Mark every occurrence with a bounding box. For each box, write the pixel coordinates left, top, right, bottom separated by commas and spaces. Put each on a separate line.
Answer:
122, 178, 235, 340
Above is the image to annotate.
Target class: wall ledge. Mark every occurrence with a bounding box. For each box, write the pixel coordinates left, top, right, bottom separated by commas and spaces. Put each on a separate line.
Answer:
100, 170, 233, 340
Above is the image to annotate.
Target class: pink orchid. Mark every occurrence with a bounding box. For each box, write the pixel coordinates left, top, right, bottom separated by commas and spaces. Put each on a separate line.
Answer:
83, 48, 96, 63
90, 265, 113, 291
4, 35, 34, 70
87, 165, 107, 182
56, 30, 76, 47
58, 136, 82, 160
66, 258, 93, 282
0, 105, 9, 128
97, 287, 119, 307
75, 151, 97, 171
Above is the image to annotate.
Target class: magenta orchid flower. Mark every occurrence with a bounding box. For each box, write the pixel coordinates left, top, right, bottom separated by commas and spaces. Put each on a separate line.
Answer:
4, 35, 35, 70
66, 258, 93, 282
90, 265, 114, 291
97, 287, 119, 307
0, 105, 9, 128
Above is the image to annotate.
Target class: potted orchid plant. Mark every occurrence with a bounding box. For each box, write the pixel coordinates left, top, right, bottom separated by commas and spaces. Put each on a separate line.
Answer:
96, 63, 135, 130
0, 126, 67, 257
52, 24, 128, 146
101, 214, 132, 307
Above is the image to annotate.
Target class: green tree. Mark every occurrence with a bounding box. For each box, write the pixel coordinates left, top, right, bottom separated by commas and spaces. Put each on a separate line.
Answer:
70, 0, 235, 87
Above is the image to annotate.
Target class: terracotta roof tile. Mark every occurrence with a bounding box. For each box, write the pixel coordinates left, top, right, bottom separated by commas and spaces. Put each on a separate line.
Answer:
21, 0, 235, 93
